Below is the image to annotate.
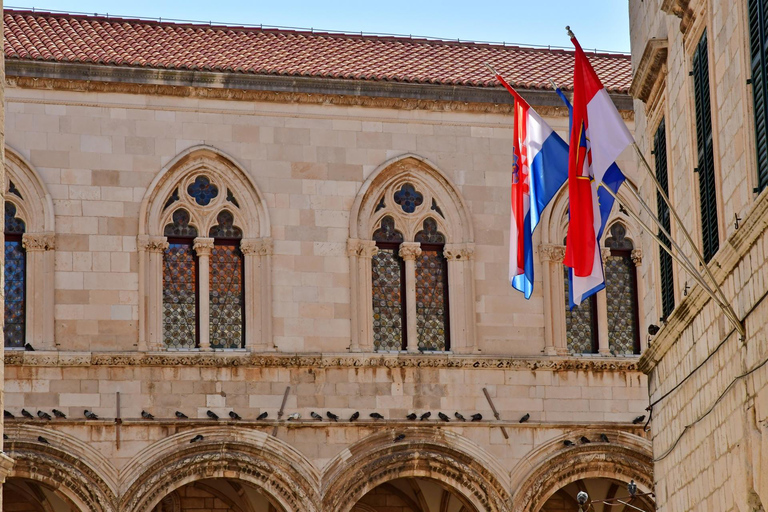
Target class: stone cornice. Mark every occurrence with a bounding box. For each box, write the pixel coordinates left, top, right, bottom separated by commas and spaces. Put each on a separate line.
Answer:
5, 60, 635, 117
639, 184, 768, 374
5, 351, 642, 372
629, 38, 668, 103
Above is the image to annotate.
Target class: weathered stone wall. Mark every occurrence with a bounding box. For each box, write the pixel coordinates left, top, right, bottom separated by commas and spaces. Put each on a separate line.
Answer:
632, 0, 768, 510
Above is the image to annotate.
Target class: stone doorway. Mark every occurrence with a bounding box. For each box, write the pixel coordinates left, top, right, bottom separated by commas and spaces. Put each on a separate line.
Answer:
540, 478, 655, 512
3, 477, 80, 512
351, 477, 478, 512
151, 478, 283, 512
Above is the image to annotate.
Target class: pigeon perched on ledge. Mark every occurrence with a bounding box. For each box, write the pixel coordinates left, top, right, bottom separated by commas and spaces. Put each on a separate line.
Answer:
175, 411, 188, 419
206, 410, 219, 420
52, 409, 67, 419
37, 411, 52, 421
84, 410, 99, 420
256, 412, 268, 420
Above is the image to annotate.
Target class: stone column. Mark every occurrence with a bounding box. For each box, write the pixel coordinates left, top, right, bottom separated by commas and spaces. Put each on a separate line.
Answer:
144, 236, 168, 350
21, 232, 55, 349
444, 243, 476, 353
258, 238, 274, 350
193, 237, 215, 351
399, 242, 422, 353
632, 249, 646, 352
539, 244, 565, 356
1, 0, 9, 496
240, 239, 263, 351
348, 239, 378, 352
597, 248, 612, 356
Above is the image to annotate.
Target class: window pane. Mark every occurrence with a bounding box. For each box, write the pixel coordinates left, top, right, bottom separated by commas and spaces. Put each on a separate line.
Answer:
564, 267, 597, 354
4, 239, 25, 348
415, 248, 448, 351
372, 247, 405, 351
605, 253, 639, 355
163, 243, 197, 348
210, 243, 244, 349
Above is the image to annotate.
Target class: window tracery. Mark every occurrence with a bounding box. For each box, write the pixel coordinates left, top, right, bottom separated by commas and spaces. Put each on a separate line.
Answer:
349, 155, 475, 354
139, 146, 271, 352
5, 202, 26, 348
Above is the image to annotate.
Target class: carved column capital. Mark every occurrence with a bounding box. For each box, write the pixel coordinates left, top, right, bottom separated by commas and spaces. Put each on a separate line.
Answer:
399, 242, 422, 261
193, 237, 215, 256
22, 232, 55, 252
601, 247, 612, 261
240, 237, 273, 256
444, 243, 475, 261
539, 244, 565, 263
631, 249, 643, 266
140, 235, 169, 253
347, 238, 378, 258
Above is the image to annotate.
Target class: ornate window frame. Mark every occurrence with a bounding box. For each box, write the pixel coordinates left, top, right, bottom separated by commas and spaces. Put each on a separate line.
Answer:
138, 146, 272, 352
4, 148, 56, 349
348, 154, 476, 353
539, 182, 646, 356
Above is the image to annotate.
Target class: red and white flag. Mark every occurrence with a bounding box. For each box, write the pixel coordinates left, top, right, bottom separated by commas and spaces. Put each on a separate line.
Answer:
564, 35, 634, 304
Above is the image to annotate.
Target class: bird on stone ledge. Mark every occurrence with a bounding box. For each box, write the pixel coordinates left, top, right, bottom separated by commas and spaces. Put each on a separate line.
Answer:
190, 435, 204, 443
37, 411, 52, 421
206, 410, 219, 420
580, 436, 591, 444
438, 412, 450, 422
24, 343, 34, 351
287, 413, 301, 421
369, 412, 384, 420
84, 410, 99, 420
141, 410, 155, 420
406, 413, 418, 421
326, 411, 339, 422
52, 409, 66, 419
349, 411, 359, 421
310, 412, 323, 421
257, 412, 268, 420
175, 411, 188, 419
600, 433, 610, 443
37, 436, 49, 444
632, 415, 646, 424
419, 412, 431, 421
4, 410, 14, 419
471, 413, 482, 422
229, 411, 242, 420
21, 409, 33, 419
519, 413, 530, 423
563, 440, 575, 447
454, 412, 466, 421
394, 434, 406, 442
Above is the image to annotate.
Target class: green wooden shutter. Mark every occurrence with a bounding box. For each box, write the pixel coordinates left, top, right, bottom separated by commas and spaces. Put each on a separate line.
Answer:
749, 0, 768, 191
654, 119, 675, 319
692, 30, 720, 262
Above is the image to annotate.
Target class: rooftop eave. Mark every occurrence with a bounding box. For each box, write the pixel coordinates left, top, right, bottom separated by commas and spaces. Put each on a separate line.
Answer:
4, 59, 635, 113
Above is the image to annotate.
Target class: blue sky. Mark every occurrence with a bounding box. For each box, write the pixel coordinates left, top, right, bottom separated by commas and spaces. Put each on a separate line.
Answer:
6, 1, 631, 53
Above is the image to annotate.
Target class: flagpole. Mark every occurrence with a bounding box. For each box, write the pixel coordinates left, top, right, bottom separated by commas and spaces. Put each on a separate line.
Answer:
598, 182, 745, 336
631, 142, 744, 336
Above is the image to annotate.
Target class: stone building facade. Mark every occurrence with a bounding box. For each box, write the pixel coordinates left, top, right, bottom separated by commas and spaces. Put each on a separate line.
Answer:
1, 10, 652, 512
631, 0, 768, 510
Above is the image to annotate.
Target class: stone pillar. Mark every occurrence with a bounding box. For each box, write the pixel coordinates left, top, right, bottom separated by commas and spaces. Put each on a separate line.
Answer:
539, 244, 565, 356
632, 249, 646, 352
597, 248, 612, 356
21, 232, 55, 349
347, 239, 378, 352
444, 243, 476, 353
143, 236, 168, 350
193, 237, 215, 351
399, 242, 422, 353
258, 238, 274, 351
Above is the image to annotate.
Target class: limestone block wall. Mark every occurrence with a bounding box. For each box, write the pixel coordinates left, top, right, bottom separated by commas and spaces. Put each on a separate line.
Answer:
631, 0, 768, 511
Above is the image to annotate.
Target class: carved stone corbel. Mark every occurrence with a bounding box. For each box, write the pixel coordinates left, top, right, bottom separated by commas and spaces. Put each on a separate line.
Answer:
631, 249, 643, 266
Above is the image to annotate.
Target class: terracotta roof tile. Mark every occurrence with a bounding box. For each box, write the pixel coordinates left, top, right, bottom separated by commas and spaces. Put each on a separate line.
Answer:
3, 10, 632, 93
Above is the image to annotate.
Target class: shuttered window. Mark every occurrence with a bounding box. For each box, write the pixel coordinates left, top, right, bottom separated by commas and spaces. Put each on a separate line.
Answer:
692, 30, 719, 262
750, 0, 768, 191
654, 119, 675, 319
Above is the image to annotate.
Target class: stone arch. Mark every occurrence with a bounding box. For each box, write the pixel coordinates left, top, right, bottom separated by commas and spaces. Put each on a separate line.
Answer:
5, 146, 55, 233
139, 144, 269, 238
4, 425, 118, 511
120, 427, 320, 512
350, 153, 473, 243
347, 154, 477, 353
322, 427, 511, 512
137, 145, 273, 351
510, 430, 653, 512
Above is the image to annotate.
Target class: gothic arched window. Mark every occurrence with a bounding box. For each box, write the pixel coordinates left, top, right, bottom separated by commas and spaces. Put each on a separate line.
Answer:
5, 201, 26, 348
604, 223, 640, 355
140, 147, 270, 352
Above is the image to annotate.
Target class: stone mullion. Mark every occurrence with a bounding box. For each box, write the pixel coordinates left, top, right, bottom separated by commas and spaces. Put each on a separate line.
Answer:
348, 239, 378, 352
597, 247, 612, 356
399, 242, 422, 353
259, 238, 274, 351
240, 239, 262, 352
194, 237, 215, 351
444, 243, 476, 354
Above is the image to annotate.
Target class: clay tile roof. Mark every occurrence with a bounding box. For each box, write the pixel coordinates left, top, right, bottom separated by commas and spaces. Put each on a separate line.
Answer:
3, 10, 632, 93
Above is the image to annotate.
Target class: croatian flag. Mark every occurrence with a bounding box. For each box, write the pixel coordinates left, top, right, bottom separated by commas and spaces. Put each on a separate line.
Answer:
563, 36, 633, 306
495, 74, 568, 298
